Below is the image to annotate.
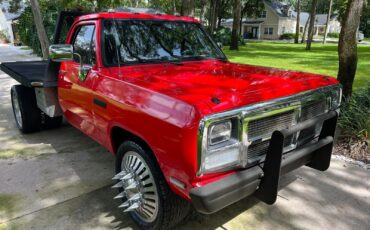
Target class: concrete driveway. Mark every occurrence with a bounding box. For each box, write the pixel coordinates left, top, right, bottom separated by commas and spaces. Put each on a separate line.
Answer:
0, 44, 369, 230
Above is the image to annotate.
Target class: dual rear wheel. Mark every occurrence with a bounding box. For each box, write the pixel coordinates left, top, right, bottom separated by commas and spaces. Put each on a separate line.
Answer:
11, 85, 62, 133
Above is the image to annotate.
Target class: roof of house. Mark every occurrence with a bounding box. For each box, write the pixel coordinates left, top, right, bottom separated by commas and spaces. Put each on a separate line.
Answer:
264, 0, 295, 18
294, 12, 338, 26
315, 14, 331, 25
0, 1, 24, 21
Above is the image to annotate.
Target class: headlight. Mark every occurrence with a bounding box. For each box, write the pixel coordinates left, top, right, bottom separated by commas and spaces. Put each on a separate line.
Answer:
198, 119, 242, 175
208, 121, 232, 145
331, 87, 342, 109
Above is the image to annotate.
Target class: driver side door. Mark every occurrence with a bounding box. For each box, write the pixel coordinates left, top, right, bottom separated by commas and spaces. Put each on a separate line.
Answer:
58, 23, 98, 136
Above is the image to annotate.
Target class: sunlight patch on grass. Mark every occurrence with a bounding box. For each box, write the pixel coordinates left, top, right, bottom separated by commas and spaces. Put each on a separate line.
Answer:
223, 42, 370, 89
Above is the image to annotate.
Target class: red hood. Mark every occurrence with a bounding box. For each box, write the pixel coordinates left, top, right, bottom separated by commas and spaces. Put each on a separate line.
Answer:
110, 60, 338, 116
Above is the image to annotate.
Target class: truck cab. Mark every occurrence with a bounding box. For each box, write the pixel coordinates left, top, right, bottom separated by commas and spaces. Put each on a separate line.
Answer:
0, 9, 341, 230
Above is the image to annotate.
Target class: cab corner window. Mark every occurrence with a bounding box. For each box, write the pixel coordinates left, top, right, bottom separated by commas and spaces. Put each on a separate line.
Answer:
72, 25, 96, 66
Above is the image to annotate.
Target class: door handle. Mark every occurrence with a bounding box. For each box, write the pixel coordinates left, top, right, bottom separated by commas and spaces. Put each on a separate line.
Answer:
94, 98, 107, 108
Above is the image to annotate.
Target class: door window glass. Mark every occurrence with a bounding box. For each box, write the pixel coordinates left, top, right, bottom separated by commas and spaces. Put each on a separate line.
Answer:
72, 25, 96, 65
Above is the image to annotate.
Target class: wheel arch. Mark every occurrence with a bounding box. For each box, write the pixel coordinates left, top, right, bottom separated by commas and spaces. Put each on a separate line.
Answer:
110, 125, 154, 157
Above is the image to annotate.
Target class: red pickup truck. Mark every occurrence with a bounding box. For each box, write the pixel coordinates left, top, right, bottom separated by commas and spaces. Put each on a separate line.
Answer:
0, 9, 341, 229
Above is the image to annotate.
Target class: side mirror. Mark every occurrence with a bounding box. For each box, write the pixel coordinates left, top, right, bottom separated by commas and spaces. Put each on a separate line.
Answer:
49, 44, 73, 62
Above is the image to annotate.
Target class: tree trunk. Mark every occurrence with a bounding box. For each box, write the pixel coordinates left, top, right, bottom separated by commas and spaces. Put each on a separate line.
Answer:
200, 0, 207, 23
294, 0, 301, 44
173, 0, 177, 14
131, 0, 139, 7
338, 0, 365, 98
239, 13, 243, 35
230, 0, 241, 50
181, 0, 194, 16
306, 0, 318, 50
301, 16, 310, 43
29, 0, 49, 59
323, 0, 333, 44
217, 16, 222, 28
209, 0, 219, 34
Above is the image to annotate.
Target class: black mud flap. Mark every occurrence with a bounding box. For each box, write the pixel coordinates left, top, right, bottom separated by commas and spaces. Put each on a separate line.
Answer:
254, 111, 338, 205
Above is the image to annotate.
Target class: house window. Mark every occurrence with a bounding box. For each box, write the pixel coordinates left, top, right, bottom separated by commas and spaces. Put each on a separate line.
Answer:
300, 26, 303, 33
260, 11, 267, 18
264, 27, 273, 35
282, 27, 286, 34
269, 28, 273, 35
288, 11, 292, 17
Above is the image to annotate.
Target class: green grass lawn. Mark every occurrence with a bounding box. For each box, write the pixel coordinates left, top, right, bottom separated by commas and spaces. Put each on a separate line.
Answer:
223, 41, 370, 89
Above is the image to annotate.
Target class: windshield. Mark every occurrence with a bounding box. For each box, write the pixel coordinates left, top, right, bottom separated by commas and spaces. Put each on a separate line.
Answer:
102, 19, 226, 65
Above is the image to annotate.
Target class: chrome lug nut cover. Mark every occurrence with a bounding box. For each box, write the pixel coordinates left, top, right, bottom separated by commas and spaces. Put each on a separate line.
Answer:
112, 151, 159, 223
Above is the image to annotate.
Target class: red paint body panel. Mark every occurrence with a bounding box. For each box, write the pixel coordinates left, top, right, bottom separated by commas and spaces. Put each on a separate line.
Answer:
57, 13, 339, 201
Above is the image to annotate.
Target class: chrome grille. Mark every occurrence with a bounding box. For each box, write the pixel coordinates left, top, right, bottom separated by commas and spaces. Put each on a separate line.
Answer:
300, 101, 326, 121
298, 101, 326, 144
245, 101, 327, 164
247, 140, 269, 163
247, 110, 296, 141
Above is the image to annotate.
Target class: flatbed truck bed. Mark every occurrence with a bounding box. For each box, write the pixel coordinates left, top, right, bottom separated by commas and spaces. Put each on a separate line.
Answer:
0, 61, 52, 87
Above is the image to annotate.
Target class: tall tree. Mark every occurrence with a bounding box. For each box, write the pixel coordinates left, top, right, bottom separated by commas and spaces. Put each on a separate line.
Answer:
209, 0, 220, 34
180, 0, 194, 16
306, 0, 318, 50
338, 0, 366, 98
30, 0, 49, 59
301, 15, 310, 43
323, 0, 333, 44
295, 0, 301, 44
230, 0, 241, 50
199, 0, 208, 23
217, 0, 232, 28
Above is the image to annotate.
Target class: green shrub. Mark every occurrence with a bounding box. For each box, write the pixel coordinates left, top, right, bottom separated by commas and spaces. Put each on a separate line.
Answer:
328, 32, 340, 38
279, 33, 295, 40
210, 27, 245, 46
0, 29, 9, 41
338, 83, 370, 139
17, 3, 61, 57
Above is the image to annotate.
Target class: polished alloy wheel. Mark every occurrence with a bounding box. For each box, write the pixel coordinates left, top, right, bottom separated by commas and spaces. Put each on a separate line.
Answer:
12, 89, 22, 128
112, 151, 159, 223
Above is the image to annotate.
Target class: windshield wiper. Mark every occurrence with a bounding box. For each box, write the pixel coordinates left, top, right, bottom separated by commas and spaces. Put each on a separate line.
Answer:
182, 55, 227, 62
215, 56, 228, 62
159, 56, 183, 65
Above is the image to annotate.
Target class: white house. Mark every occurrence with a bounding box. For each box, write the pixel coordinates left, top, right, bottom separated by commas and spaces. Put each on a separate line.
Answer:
0, 1, 24, 44
222, 0, 341, 40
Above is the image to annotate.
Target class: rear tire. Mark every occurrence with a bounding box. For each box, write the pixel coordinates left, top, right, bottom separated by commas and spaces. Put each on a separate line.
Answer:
11, 85, 41, 133
114, 140, 190, 230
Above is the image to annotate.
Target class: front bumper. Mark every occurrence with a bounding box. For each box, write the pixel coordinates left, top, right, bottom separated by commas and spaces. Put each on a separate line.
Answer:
190, 111, 338, 214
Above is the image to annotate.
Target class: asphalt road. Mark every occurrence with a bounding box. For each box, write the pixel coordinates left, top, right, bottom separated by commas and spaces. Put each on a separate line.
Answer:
0, 44, 369, 230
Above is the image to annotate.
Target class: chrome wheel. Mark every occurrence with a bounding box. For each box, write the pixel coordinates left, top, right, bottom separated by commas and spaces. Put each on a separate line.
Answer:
12, 89, 22, 128
112, 151, 159, 223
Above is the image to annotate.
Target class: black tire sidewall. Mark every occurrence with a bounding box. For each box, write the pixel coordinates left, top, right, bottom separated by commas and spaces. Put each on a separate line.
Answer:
11, 85, 41, 133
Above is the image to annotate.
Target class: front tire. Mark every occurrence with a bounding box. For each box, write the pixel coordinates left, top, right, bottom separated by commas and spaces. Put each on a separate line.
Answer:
11, 85, 41, 133
113, 141, 190, 230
